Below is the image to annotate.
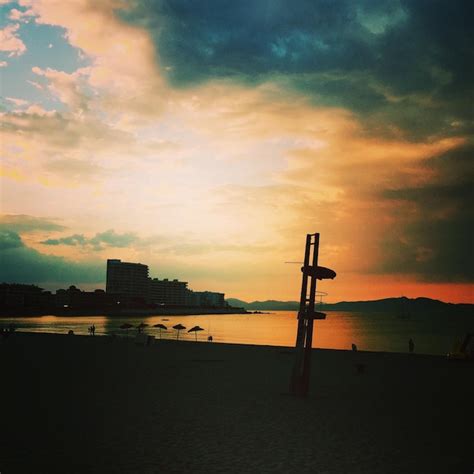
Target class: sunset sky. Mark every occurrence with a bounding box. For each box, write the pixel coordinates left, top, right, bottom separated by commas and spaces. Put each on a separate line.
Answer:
1, 0, 473, 303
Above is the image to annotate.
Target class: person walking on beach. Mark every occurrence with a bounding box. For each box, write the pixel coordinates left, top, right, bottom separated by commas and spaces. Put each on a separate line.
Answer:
409, 338, 414, 353
91, 324, 95, 336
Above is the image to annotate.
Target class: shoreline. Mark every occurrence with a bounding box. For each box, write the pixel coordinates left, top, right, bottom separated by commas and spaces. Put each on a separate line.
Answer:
4, 329, 453, 359
0, 306, 249, 318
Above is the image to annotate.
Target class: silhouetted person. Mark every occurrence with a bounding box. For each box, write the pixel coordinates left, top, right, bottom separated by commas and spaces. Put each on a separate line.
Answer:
207, 335, 213, 342
92, 324, 95, 336
409, 338, 414, 353
352, 343, 358, 352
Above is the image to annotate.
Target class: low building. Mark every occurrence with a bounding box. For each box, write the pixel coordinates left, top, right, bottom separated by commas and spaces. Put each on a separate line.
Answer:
55, 286, 111, 309
148, 278, 188, 305
186, 290, 226, 308
0, 283, 49, 308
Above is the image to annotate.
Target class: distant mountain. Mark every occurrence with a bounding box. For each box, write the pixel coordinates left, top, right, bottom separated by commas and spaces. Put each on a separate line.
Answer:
226, 296, 473, 313
321, 297, 472, 312
226, 299, 299, 310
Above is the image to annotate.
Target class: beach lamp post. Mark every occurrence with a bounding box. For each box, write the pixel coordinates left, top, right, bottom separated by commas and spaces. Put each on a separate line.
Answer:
290, 233, 336, 397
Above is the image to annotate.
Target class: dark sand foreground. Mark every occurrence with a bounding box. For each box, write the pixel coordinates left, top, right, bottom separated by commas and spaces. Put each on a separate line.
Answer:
2, 332, 473, 474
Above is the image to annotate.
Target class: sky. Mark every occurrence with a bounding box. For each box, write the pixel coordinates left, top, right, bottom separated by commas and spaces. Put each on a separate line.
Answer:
0, 0, 473, 303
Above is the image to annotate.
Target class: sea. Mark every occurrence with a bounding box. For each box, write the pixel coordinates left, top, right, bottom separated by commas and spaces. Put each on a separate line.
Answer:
2, 310, 473, 355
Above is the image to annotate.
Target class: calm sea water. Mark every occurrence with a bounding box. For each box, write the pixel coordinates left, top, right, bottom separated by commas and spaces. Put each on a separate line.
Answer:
1, 310, 472, 355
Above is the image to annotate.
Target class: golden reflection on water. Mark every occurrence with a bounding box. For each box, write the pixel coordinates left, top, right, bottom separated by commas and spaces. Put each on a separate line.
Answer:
4, 311, 361, 351
313, 314, 361, 350
3, 310, 472, 354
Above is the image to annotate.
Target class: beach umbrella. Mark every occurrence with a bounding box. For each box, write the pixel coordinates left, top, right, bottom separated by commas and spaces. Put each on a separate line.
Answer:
173, 323, 186, 340
119, 322, 133, 336
153, 323, 167, 339
188, 325, 204, 341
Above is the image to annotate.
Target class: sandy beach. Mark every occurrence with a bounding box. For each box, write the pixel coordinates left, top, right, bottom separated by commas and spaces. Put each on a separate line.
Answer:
2, 332, 473, 474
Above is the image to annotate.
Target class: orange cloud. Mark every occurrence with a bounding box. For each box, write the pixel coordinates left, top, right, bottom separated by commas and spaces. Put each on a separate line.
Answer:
22, 0, 166, 123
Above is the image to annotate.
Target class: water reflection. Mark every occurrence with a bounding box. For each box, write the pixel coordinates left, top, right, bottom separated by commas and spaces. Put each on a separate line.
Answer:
1, 310, 472, 355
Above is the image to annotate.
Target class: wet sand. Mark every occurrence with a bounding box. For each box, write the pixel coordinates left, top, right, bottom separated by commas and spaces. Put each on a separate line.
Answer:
2, 332, 473, 473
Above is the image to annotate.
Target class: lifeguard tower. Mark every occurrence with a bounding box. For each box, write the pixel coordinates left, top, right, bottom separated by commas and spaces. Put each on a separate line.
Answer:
290, 233, 336, 397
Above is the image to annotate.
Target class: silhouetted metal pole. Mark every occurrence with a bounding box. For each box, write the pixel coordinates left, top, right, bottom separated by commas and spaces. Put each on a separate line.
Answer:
295, 234, 311, 347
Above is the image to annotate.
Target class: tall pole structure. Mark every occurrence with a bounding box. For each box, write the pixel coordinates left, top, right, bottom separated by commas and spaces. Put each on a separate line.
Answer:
290, 233, 336, 397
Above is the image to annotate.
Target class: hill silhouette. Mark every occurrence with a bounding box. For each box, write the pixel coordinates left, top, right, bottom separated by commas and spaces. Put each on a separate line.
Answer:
226, 296, 472, 313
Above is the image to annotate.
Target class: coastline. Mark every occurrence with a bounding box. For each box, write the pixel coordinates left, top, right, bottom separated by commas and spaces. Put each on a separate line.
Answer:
2, 331, 473, 473
0, 306, 249, 318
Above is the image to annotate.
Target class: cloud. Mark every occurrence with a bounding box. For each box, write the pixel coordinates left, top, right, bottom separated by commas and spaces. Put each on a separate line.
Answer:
5, 96, 29, 108
43, 158, 105, 181
32, 66, 91, 114
377, 142, 474, 281
0, 61, 7, 67
90, 230, 137, 248
41, 229, 138, 250
0, 106, 167, 187
170, 83, 467, 280
159, 240, 273, 257
38, 226, 270, 258
0, 214, 65, 233
0, 23, 27, 57
21, 0, 167, 123
0, 232, 104, 285
0, 230, 24, 250
8, 7, 35, 22
40, 234, 86, 247
27, 80, 43, 90
123, 0, 474, 138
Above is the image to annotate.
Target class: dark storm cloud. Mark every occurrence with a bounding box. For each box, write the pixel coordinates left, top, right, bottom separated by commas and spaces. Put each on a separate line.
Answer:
0, 214, 65, 233
0, 231, 24, 250
122, 0, 474, 138
41, 229, 138, 250
0, 232, 104, 284
378, 143, 474, 281
124, 0, 387, 80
